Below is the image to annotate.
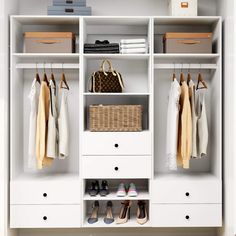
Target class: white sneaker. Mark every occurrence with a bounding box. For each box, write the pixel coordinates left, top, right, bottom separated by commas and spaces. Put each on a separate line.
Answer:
128, 183, 138, 197
116, 183, 126, 197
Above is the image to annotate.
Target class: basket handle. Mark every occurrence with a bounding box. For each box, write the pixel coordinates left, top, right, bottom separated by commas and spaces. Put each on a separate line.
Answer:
100, 59, 116, 76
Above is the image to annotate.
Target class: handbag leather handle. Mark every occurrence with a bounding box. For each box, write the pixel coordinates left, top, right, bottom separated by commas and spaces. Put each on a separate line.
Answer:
100, 59, 115, 75
178, 40, 201, 45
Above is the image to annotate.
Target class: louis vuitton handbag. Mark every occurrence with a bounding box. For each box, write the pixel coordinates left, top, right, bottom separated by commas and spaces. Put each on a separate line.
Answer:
89, 59, 125, 93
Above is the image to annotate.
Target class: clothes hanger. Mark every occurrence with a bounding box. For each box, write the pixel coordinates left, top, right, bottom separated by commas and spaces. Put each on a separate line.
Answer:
196, 64, 208, 90
172, 63, 176, 81
179, 63, 185, 85
50, 63, 56, 86
43, 62, 49, 86
187, 64, 191, 85
35, 63, 41, 84
60, 63, 70, 90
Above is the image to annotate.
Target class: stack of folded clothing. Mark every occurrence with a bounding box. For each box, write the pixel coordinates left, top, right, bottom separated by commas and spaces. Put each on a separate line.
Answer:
48, 0, 92, 16
84, 40, 120, 54
120, 39, 148, 54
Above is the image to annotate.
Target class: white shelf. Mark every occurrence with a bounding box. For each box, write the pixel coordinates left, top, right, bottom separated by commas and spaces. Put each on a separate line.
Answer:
83, 92, 150, 96
84, 54, 150, 60
154, 53, 220, 60
154, 63, 217, 70
83, 218, 150, 228
84, 191, 150, 201
13, 53, 80, 59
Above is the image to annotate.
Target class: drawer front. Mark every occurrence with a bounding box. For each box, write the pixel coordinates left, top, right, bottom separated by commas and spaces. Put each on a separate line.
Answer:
151, 204, 222, 227
10, 205, 81, 228
82, 132, 151, 156
152, 179, 222, 204
82, 156, 151, 179
11, 180, 80, 205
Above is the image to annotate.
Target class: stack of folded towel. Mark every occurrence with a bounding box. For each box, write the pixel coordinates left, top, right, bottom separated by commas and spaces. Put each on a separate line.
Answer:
120, 39, 148, 54
84, 40, 120, 54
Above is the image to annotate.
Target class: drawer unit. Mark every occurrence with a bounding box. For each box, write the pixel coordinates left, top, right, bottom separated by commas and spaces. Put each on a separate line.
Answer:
82, 132, 151, 156
82, 156, 152, 179
10, 205, 81, 228
11, 180, 80, 205
151, 204, 222, 227
152, 178, 222, 204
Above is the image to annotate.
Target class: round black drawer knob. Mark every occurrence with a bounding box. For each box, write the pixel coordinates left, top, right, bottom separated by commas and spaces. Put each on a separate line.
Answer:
185, 215, 190, 220
114, 167, 119, 171
43, 193, 47, 197
43, 216, 47, 221
185, 192, 190, 197
114, 144, 119, 148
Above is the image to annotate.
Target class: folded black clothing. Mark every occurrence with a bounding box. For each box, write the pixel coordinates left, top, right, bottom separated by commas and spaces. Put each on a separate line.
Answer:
84, 47, 119, 51
84, 50, 120, 54
95, 40, 110, 44
84, 43, 120, 49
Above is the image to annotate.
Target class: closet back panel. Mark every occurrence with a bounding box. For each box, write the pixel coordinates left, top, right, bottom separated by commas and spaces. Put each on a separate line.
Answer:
11, 69, 80, 178
154, 70, 221, 176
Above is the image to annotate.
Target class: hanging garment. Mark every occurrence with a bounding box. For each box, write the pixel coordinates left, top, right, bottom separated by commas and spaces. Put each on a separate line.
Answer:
28, 78, 40, 169
177, 81, 192, 169
58, 89, 69, 159
166, 78, 181, 170
36, 81, 54, 169
196, 90, 208, 158
46, 80, 59, 159
189, 80, 198, 158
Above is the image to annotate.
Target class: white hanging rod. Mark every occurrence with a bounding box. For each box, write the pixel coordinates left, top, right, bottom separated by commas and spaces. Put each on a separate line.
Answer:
154, 63, 217, 70
16, 63, 80, 69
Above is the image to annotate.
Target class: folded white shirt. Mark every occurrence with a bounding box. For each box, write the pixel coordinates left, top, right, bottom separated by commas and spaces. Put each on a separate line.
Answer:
120, 39, 146, 44
120, 43, 146, 49
121, 48, 147, 54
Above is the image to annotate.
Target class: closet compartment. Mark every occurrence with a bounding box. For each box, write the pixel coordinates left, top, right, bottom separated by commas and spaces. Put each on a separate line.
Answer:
154, 17, 221, 54
10, 205, 81, 228
83, 179, 150, 200
151, 204, 222, 227
11, 16, 80, 54
11, 175, 80, 205
83, 200, 150, 227
82, 156, 152, 179
82, 131, 151, 156
83, 17, 152, 54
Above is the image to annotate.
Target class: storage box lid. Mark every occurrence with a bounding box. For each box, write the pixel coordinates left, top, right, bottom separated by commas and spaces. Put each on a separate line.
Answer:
164, 32, 212, 39
24, 32, 75, 39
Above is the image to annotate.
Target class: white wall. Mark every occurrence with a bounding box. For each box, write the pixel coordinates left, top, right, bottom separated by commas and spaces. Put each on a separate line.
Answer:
216, 0, 235, 236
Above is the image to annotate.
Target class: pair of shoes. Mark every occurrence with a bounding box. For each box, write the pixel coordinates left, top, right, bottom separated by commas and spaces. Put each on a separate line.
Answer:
88, 180, 109, 197
116, 200, 148, 225
117, 183, 138, 197
87, 201, 114, 225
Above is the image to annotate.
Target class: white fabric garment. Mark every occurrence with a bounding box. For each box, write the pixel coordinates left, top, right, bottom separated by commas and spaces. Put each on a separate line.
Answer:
47, 80, 58, 159
189, 80, 198, 158
120, 43, 146, 49
58, 89, 69, 159
121, 48, 147, 54
120, 38, 146, 44
28, 78, 40, 169
166, 78, 181, 170
196, 90, 208, 158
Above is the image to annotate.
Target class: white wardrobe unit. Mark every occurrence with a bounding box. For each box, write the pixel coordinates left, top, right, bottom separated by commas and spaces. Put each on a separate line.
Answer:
5, 0, 231, 236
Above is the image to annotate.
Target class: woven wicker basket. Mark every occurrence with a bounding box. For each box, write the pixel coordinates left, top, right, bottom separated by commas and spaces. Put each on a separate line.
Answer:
89, 105, 142, 132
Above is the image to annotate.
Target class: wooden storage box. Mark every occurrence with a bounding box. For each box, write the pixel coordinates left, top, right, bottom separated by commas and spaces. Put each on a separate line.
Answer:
24, 32, 75, 53
163, 32, 212, 53
89, 105, 142, 132
168, 0, 198, 16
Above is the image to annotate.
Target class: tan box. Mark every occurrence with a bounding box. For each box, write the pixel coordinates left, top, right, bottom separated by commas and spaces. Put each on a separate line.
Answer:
24, 32, 75, 53
163, 32, 212, 53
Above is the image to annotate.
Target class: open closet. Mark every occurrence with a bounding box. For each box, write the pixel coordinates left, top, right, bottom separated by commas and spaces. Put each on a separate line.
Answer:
1, 0, 235, 236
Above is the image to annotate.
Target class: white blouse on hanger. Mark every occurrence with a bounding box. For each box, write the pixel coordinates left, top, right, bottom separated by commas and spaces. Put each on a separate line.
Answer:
28, 78, 40, 169
58, 89, 69, 159
166, 78, 181, 170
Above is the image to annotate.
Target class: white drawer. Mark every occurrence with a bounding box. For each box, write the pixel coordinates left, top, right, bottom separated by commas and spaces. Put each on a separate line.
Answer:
10, 205, 81, 228
151, 204, 222, 227
82, 156, 151, 179
152, 178, 222, 204
82, 132, 151, 156
11, 178, 80, 205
